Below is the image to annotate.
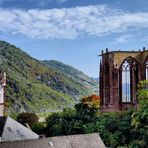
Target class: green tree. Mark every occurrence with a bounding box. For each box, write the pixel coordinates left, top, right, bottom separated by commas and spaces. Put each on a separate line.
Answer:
74, 94, 100, 123
32, 122, 46, 135
46, 112, 62, 136
130, 80, 148, 147
46, 95, 100, 137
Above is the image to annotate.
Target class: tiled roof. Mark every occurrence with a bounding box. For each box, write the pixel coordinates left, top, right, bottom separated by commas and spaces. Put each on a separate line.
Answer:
0, 117, 39, 141
0, 133, 106, 148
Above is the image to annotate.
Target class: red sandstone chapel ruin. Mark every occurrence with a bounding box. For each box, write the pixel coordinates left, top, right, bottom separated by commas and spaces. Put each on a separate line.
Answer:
99, 48, 148, 111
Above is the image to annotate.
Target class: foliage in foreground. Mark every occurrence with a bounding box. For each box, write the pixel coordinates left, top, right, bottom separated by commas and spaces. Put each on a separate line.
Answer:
17, 112, 39, 128
44, 87, 148, 148
17, 84, 148, 147
130, 80, 148, 147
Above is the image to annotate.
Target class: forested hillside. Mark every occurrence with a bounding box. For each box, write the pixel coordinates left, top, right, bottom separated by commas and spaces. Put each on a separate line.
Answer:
42, 60, 99, 94
0, 41, 98, 117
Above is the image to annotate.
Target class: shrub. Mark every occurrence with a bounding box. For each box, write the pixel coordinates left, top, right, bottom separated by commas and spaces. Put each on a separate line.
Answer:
17, 112, 39, 128
32, 122, 46, 135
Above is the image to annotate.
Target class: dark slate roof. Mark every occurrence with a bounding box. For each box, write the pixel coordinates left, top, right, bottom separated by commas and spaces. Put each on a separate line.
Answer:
0, 117, 39, 141
0, 133, 106, 148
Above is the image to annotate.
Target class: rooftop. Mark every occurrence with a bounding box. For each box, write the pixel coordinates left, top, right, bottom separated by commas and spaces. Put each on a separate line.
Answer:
0, 117, 39, 142
0, 133, 106, 148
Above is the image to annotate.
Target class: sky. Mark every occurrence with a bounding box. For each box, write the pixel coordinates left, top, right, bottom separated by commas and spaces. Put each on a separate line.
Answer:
0, 0, 148, 77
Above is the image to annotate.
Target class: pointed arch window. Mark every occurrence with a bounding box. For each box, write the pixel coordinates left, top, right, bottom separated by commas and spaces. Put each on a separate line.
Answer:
145, 59, 148, 80
121, 60, 131, 102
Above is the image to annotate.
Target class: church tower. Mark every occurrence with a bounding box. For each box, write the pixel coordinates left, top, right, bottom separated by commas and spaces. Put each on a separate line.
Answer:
0, 73, 6, 116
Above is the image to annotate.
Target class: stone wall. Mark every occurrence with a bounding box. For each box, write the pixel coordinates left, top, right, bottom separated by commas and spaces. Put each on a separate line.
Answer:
100, 49, 148, 112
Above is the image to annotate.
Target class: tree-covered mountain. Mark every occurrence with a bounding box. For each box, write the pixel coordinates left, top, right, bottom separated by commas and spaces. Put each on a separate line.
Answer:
0, 41, 98, 117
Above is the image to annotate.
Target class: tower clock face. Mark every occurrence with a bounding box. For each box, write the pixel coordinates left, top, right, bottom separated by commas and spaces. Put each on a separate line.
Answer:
0, 85, 4, 104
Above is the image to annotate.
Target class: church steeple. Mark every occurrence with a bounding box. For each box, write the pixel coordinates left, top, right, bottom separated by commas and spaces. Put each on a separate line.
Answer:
0, 73, 6, 117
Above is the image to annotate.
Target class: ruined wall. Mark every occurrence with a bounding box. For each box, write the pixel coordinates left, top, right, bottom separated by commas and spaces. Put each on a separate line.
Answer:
100, 49, 148, 112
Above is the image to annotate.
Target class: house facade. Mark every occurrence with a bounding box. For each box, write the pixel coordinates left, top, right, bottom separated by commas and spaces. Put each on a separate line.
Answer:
99, 48, 148, 111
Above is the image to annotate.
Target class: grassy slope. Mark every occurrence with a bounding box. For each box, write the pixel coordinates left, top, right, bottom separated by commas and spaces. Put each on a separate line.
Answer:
0, 41, 96, 117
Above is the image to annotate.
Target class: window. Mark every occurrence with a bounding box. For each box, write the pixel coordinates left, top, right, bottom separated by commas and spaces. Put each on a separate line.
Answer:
121, 60, 131, 102
146, 59, 148, 80
17, 130, 26, 139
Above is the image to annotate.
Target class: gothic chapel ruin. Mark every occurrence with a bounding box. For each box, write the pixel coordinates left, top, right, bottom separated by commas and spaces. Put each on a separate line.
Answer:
99, 48, 148, 111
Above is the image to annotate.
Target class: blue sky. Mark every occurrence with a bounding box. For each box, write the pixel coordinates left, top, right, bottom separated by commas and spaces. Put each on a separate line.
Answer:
0, 0, 148, 77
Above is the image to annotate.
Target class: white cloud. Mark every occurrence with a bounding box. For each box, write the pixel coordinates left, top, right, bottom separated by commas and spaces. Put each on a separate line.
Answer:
0, 5, 148, 39
114, 35, 133, 43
